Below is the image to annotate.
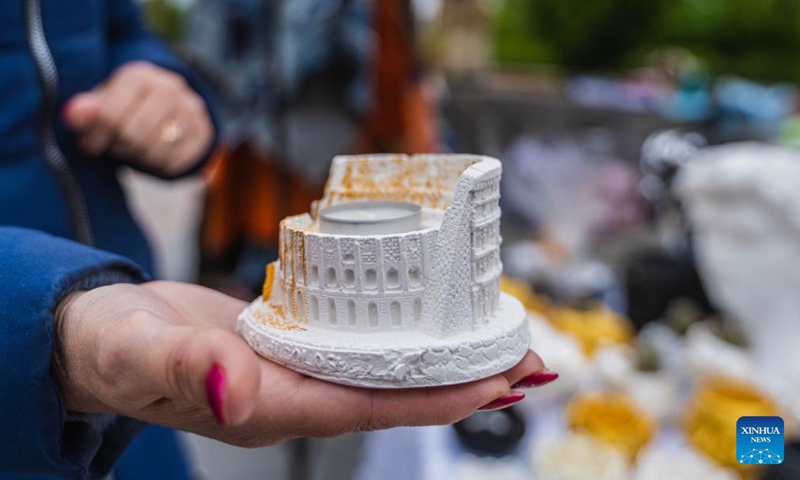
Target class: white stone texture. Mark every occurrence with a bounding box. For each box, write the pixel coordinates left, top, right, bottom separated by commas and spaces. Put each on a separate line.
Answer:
238, 154, 528, 387
281, 217, 438, 331
239, 294, 529, 388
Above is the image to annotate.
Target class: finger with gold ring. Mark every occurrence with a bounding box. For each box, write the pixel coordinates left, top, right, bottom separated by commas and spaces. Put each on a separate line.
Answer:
160, 118, 183, 146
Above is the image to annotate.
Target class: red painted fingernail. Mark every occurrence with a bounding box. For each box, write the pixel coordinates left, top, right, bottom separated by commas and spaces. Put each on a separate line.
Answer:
477, 391, 525, 411
511, 370, 559, 389
205, 364, 227, 426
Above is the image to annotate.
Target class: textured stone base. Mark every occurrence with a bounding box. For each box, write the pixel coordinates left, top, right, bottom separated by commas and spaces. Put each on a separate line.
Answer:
237, 293, 530, 388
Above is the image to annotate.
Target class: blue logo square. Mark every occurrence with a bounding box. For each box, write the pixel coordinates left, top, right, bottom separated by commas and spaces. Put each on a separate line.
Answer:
737, 416, 784, 465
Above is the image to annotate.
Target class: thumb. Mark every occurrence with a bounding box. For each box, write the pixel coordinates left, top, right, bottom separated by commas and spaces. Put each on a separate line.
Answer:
62, 92, 101, 131
151, 326, 262, 427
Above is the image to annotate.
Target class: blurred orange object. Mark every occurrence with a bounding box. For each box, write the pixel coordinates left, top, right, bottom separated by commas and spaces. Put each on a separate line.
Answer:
202, 0, 440, 262
359, 0, 440, 154
201, 144, 322, 260
684, 377, 778, 474
500, 276, 551, 316
549, 304, 634, 357
567, 392, 655, 460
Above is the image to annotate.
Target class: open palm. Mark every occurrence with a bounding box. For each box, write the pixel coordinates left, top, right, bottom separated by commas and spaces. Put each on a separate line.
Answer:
54, 281, 544, 447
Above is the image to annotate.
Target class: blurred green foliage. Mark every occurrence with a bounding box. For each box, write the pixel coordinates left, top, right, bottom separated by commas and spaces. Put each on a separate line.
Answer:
142, 0, 186, 45
495, 0, 800, 82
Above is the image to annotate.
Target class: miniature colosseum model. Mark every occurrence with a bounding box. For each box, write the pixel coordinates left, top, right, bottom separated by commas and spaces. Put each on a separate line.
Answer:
237, 154, 530, 388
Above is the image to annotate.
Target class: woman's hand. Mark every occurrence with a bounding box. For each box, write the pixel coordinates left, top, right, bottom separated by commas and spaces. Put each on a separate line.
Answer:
53, 281, 551, 447
62, 62, 213, 177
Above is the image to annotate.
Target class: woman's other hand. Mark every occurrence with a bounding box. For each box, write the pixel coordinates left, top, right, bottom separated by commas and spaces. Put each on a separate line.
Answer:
62, 62, 213, 177
53, 281, 549, 447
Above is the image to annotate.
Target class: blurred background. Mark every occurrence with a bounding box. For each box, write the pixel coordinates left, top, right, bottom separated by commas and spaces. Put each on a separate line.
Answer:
125, 0, 800, 478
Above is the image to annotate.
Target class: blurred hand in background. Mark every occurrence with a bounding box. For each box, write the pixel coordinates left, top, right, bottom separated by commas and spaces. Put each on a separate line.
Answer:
63, 61, 213, 177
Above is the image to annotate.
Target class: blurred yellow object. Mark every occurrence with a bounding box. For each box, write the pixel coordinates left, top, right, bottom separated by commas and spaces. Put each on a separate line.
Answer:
549, 304, 634, 357
684, 377, 777, 475
499, 276, 633, 358
566, 392, 655, 460
500, 276, 551, 316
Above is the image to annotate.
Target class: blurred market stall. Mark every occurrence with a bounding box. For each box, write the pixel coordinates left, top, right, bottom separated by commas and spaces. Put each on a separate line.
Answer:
126, 1, 800, 478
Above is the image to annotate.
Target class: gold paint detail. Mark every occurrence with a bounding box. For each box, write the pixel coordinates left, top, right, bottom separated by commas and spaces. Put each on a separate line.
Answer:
290, 229, 305, 322
262, 262, 276, 301
320, 155, 481, 211
272, 220, 312, 324
253, 306, 307, 332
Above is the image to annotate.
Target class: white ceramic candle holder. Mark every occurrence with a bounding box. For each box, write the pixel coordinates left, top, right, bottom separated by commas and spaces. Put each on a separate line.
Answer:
237, 154, 530, 388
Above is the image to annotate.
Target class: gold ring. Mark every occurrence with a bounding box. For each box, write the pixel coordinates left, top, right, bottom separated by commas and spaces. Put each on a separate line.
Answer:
160, 119, 183, 146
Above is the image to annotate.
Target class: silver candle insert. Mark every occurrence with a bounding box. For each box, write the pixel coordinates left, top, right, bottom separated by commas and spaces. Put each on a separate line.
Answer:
319, 201, 422, 235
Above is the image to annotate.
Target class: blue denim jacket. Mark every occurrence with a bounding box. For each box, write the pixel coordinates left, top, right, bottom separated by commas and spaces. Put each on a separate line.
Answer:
0, 0, 216, 478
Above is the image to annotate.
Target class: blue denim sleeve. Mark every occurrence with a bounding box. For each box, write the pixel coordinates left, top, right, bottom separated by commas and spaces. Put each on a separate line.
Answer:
106, 0, 220, 179
0, 227, 149, 479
